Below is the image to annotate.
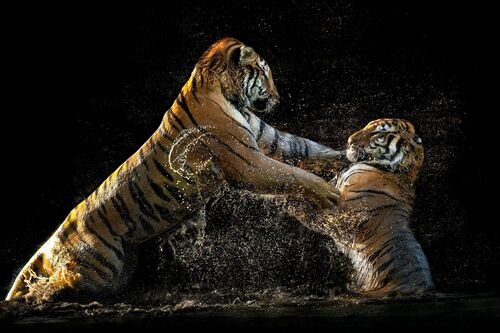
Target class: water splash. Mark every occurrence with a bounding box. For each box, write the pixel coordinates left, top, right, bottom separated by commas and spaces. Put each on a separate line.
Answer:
168, 126, 217, 181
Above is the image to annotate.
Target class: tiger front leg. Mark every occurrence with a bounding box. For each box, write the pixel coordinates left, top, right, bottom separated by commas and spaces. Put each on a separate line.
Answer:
247, 114, 346, 164
179, 125, 340, 208
217, 149, 340, 209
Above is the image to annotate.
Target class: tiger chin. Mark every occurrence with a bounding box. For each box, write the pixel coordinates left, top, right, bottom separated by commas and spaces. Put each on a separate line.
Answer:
295, 119, 434, 297
6, 38, 341, 303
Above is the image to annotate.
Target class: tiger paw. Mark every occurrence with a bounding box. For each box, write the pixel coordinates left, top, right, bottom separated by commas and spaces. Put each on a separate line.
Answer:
294, 171, 340, 209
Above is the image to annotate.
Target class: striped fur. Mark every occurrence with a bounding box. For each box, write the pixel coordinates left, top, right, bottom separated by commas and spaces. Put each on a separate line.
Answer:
6, 37, 341, 303
333, 119, 433, 296
294, 119, 433, 297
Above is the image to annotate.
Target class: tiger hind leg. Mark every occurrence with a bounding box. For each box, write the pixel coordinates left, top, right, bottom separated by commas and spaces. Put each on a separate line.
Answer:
6, 253, 81, 303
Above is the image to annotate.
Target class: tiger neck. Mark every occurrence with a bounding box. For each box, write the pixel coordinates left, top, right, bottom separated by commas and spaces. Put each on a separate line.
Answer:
159, 72, 252, 135
337, 163, 415, 205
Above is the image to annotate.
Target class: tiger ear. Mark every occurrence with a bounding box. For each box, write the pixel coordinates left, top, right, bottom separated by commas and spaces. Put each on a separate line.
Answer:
227, 45, 241, 67
239, 46, 257, 66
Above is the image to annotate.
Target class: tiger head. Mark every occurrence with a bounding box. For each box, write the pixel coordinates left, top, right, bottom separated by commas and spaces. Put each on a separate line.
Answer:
195, 37, 280, 113
346, 118, 424, 182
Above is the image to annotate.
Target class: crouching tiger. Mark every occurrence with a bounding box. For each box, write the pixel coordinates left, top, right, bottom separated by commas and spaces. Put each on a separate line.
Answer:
6, 37, 342, 303
293, 119, 434, 297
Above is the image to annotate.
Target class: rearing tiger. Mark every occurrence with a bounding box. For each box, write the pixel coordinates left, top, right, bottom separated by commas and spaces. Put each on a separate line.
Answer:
293, 118, 434, 297
6, 37, 341, 302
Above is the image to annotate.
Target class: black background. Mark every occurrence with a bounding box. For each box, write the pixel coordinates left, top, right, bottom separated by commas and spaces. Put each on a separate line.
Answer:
3, 0, 498, 298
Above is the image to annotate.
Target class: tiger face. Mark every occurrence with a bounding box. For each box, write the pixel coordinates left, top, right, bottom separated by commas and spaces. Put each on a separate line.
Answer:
195, 38, 280, 114
238, 46, 280, 113
346, 118, 424, 180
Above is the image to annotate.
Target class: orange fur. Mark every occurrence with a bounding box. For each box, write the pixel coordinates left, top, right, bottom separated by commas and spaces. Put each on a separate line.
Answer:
7, 38, 340, 303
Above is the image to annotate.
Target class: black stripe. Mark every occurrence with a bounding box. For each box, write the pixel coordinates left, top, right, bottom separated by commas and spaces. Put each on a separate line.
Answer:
147, 176, 171, 202
166, 111, 181, 133
159, 124, 175, 142
268, 129, 279, 155
246, 67, 255, 94
211, 99, 255, 138
67, 223, 120, 276
380, 263, 406, 283
80, 262, 110, 283
290, 139, 299, 159
58, 224, 114, 281
97, 208, 121, 238
213, 136, 252, 166
403, 121, 410, 130
94, 184, 100, 199
139, 148, 149, 171
297, 139, 304, 158
117, 162, 126, 176
378, 276, 394, 290
157, 142, 170, 155
139, 215, 155, 234
375, 242, 403, 262
176, 93, 199, 126
164, 183, 187, 203
111, 194, 137, 236
70, 252, 109, 283
128, 181, 160, 222
191, 76, 199, 103
345, 166, 386, 177
390, 137, 404, 159
256, 120, 266, 141
368, 242, 395, 263
220, 108, 255, 137
154, 203, 175, 222
58, 225, 71, 244
230, 133, 259, 151
365, 233, 411, 255
344, 195, 371, 202
235, 107, 250, 123
169, 109, 186, 130
359, 228, 393, 251
200, 129, 253, 166
376, 258, 394, 273
353, 216, 372, 231
394, 207, 412, 216
350, 189, 402, 203
131, 167, 141, 181
366, 203, 398, 213
225, 41, 241, 52
86, 217, 124, 260
234, 120, 255, 138
358, 219, 386, 243
102, 178, 109, 192
250, 68, 260, 90
153, 159, 175, 181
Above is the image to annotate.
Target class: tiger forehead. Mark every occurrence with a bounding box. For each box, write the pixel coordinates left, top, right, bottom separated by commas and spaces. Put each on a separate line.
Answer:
365, 119, 414, 133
